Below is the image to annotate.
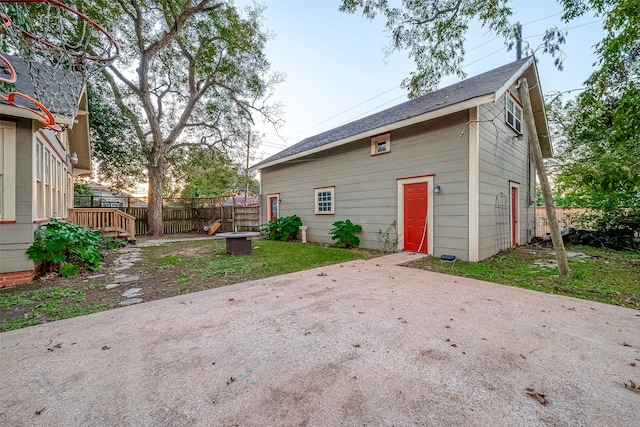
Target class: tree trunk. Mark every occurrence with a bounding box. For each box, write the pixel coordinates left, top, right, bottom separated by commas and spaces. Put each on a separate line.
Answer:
518, 78, 570, 277
147, 160, 165, 237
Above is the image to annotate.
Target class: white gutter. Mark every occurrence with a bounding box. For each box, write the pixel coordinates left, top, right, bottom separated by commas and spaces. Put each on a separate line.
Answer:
0, 104, 75, 127
250, 94, 495, 171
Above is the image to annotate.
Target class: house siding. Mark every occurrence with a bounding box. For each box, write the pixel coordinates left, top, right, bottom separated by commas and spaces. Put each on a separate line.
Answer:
0, 118, 36, 275
477, 90, 535, 260
261, 111, 470, 259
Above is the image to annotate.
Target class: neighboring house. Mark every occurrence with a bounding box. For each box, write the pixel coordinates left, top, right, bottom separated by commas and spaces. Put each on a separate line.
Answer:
251, 57, 552, 261
0, 55, 91, 285
76, 183, 147, 208
224, 195, 260, 207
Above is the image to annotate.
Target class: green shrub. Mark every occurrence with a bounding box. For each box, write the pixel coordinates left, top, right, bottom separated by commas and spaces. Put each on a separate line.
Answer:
571, 208, 640, 252
59, 263, 81, 277
330, 219, 363, 248
27, 219, 104, 276
261, 215, 302, 241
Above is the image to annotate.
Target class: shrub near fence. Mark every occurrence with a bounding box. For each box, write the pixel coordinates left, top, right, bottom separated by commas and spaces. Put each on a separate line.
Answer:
535, 207, 591, 237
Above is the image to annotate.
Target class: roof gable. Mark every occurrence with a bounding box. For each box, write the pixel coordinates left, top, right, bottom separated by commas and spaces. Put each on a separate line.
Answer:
252, 57, 551, 170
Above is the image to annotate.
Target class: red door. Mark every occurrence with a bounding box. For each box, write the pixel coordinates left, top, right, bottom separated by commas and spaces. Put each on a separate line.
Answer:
404, 182, 428, 253
511, 187, 518, 246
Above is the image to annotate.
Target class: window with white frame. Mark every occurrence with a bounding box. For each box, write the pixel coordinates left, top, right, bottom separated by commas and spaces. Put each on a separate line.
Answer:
35, 134, 70, 220
506, 94, 523, 134
315, 186, 335, 214
0, 122, 17, 220
371, 133, 391, 155
36, 140, 43, 218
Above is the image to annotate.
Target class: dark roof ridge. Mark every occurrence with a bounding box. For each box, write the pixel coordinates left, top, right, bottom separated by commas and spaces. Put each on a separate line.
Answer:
253, 57, 533, 169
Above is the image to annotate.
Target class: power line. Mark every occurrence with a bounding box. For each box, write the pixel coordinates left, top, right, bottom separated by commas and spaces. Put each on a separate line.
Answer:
269, 13, 602, 149
287, 85, 402, 138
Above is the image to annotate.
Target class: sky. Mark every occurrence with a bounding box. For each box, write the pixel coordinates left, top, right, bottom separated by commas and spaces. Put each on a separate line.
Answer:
238, 0, 606, 163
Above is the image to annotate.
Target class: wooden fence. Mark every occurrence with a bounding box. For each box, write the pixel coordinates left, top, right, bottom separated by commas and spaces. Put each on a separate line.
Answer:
535, 207, 591, 237
120, 205, 260, 235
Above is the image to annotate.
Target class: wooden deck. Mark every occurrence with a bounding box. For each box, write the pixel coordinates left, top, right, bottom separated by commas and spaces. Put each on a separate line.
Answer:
68, 208, 137, 243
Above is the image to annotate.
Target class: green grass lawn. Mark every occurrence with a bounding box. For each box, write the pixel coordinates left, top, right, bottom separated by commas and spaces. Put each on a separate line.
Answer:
404, 245, 640, 309
0, 239, 380, 332
2, 239, 637, 333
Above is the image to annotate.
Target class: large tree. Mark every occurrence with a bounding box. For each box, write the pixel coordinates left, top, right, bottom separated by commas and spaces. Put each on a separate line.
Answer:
86, 0, 280, 235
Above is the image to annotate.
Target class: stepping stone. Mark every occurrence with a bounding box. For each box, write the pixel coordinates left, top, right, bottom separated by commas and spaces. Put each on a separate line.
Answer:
566, 251, 589, 258
114, 274, 129, 280
119, 275, 140, 283
534, 259, 558, 268
119, 298, 144, 306
118, 248, 141, 254
87, 274, 106, 279
105, 283, 122, 290
122, 288, 143, 298
114, 265, 133, 271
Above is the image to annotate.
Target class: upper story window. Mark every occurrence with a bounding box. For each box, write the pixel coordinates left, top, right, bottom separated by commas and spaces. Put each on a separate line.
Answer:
371, 133, 391, 155
315, 186, 335, 215
506, 94, 523, 134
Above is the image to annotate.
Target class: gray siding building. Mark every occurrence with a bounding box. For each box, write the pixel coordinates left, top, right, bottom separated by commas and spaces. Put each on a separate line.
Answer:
0, 56, 91, 285
252, 57, 551, 261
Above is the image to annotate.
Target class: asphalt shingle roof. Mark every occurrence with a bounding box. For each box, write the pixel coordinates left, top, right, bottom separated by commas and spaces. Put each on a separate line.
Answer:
1, 54, 82, 118
254, 57, 532, 168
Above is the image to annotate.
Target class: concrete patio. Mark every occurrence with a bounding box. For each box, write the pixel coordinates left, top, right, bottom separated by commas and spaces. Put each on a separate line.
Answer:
1, 252, 638, 426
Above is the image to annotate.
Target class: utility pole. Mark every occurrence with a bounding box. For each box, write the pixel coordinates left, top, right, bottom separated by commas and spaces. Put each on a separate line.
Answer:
515, 23, 522, 60
244, 131, 250, 207
518, 77, 570, 277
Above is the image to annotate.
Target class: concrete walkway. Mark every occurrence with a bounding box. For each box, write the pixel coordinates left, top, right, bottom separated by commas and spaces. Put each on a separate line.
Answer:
1, 252, 638, 426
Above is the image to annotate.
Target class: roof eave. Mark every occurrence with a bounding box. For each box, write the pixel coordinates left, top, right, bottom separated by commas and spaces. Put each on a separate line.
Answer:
250, 94, 496, 171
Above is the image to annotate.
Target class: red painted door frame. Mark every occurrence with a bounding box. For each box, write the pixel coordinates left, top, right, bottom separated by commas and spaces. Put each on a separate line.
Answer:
404, 182, 428, 253
511, 186, 518, 247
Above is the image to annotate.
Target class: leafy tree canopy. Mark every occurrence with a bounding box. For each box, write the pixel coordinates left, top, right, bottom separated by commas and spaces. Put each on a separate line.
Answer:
167, 146, 237, 198
340, 0, 635, 98
87, 78, 146, 191
73, 182, 95, 197
549, 84, 640, 210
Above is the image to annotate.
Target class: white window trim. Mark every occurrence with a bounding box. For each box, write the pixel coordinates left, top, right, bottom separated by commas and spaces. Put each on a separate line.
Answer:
314, 186, 335, 215
266, 193, 280, 221
505, 93, 523, 134
370, 133, 391, 156
0, 121, 17, 221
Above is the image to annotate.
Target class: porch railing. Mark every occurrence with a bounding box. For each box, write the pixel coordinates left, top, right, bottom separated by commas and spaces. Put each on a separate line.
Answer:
68, 208, 136, 242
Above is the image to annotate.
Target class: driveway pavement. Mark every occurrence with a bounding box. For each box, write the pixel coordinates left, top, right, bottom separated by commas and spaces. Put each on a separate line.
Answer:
1, 252, 638, 426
